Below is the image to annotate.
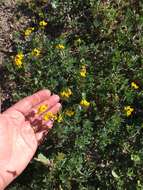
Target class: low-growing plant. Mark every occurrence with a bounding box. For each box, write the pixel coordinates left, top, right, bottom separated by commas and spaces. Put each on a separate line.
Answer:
2, 0, 143, 189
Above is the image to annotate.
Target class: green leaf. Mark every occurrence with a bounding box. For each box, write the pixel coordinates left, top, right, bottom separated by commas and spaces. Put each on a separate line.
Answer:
34, 153, 50, 166
111, 170, 119, 179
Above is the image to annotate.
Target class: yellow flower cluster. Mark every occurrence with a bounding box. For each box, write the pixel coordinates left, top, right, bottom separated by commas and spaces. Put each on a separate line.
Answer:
80, 99, 90, 107
24, 27, 34, 37
65, 109, 75, 117
131, 82, 139, 89
39, 20, 48, 27
31, 48, 41, 57
37, 105, 63, 123
37, 105, 48, 114
80, 65, 86, 77
60, 88, 72, 98
37, 104, 63, 123
124, 106, 134, 117
14, 52, 24, 68
56, 44, 65, 50
43, 111, 57, 121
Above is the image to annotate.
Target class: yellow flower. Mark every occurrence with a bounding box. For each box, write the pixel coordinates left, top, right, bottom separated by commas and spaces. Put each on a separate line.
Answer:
24, 27, 34, 37
80, 99, 90, 107
80, 65, 86, 77
31, 48, 41, 57
57, 114, 63, 123
131, 82, 139, 89
39, 20, 48, 27
65, 109, 75, 117
43, 111, 57, 121
14, 59, 22, 68
14, 52, 24, 68
37, 105, 48, 114
60, 88, 72, 98
124, 106, 134, 117
56, 44, 65, 50
16, 52, 24, 60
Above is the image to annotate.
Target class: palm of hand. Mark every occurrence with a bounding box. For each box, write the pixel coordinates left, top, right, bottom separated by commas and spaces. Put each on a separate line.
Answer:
0, 111, 37, 176
0, 90, 61, 188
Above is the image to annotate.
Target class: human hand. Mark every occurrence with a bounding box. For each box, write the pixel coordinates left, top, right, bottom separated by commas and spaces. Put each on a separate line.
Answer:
0, 90, 61, 189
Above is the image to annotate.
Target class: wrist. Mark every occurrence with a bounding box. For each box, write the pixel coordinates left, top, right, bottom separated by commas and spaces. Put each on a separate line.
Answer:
0, 115, 16, 189
0, 169, 17, 190
0, 173, 5, 190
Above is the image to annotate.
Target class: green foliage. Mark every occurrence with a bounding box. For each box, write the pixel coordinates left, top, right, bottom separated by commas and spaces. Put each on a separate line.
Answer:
4, 0, 143, 189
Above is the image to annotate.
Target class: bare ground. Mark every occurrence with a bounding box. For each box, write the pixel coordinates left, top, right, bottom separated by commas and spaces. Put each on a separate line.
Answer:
0, 0, 29, 112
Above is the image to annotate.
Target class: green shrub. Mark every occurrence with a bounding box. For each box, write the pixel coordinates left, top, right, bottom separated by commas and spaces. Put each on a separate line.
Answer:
4, 0, 143, 189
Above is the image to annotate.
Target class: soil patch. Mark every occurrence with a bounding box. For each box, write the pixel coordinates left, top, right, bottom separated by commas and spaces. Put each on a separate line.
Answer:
0, 0, 28, 112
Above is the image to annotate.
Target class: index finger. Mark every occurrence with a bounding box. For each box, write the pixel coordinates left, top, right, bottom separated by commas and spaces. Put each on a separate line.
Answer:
7, 89, 51, 115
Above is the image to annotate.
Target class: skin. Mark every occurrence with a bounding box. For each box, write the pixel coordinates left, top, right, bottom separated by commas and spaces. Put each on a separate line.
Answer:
0, 89, 61, 189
